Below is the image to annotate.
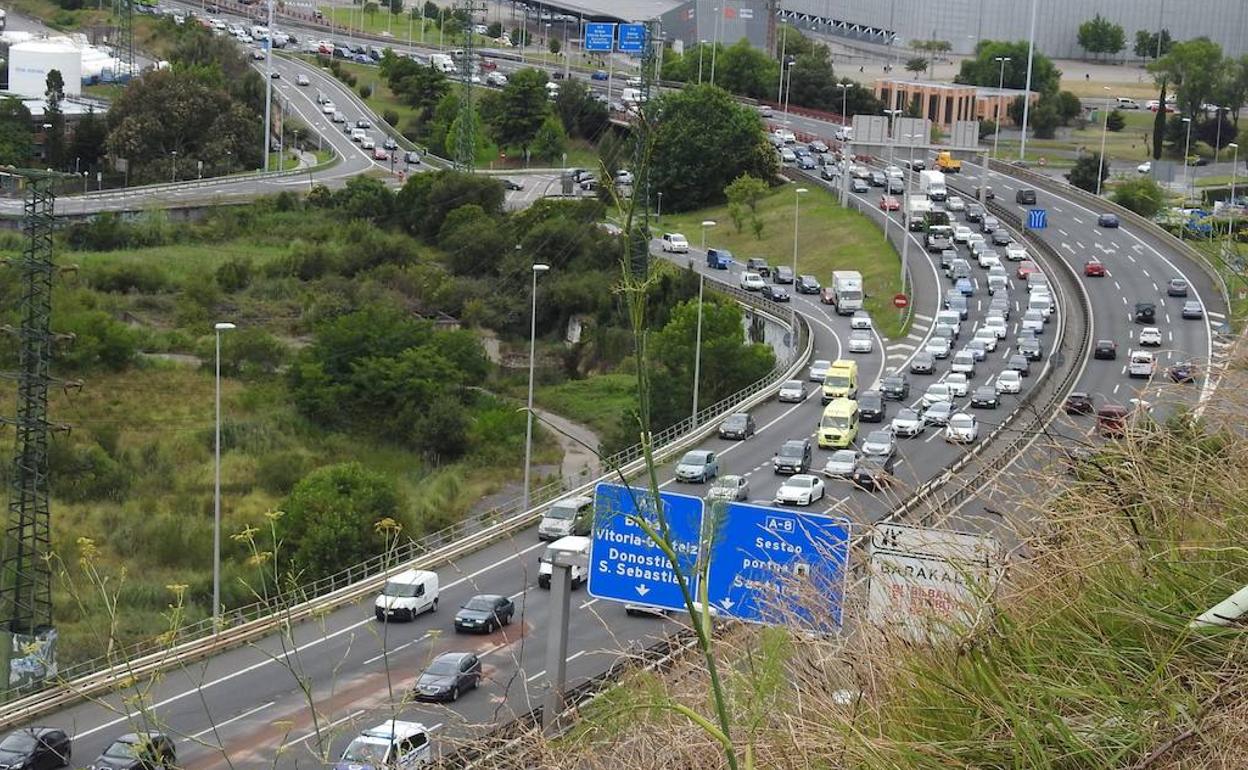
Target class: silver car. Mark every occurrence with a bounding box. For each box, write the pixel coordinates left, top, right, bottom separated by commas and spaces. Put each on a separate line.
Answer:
822, 450, 859, 478
923, 401, 955, 426
777, 379, 806, 403
849, 329, 874, 354
706, 474, 749, 502
675, 450, 718, 483
860, 430, 895, 457
809, 359, 831, 382
891, 408, 925, 437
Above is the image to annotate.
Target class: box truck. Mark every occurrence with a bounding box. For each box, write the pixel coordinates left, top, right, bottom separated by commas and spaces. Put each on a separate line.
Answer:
830, 270, 864, 315
919, 170, 947, 201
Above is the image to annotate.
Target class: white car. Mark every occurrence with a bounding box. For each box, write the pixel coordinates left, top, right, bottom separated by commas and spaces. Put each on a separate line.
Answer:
661, 233, 689, 253
779, 147, 797, 163
967, 233, 986, 251
823, 449, 859, 478
891, 408, 925, 437
486, 71, 508, 87
1138, 327, 1163, 347
925, 337, 951, 359
321, 101, 336, 114
921, 383, 954, 409
850, 310, 872, 330
777, 379, 806, 402
945, 372, 969, 397
978, 252, 1002, 270
996, 370, 1023, 394
775, 474, 825, 506
972, 327, 999, 352
740, 272, 766, 291
884, 165, 903, 178
984, 315, 1008, 339
809, 359, 831, 382
775, 129, 796, 144
946, 196, 965, 212
295, 73, 310, 86
945, 413, 979, 443
361, 137, 376, 150
848, 329, 874, 354
1021, 309, 1045, 335
953, 225, 972, 244
1005, 244, 1028, 262
950, 352, 976, 377
1137, 161, 1152, 174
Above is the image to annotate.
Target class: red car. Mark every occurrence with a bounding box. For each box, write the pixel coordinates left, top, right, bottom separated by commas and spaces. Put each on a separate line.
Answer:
820, 287, 836, 305
372, 147, 389, 161
879, 195, 901, 211
1016, 260, 1038, 280
1084, 259, 1106, 277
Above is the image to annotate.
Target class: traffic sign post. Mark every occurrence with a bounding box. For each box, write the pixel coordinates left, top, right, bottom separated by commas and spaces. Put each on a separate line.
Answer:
1027, 208, 1047, 229
892, 293, 909, 308
704, 503, 851, 628
617, 23, 646, 53
588, 483, 704, 611
583, 22, 615, 53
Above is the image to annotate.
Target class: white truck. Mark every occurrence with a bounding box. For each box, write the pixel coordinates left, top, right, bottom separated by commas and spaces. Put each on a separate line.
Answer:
430, 53, 456, 73
906, 196, 932, 231
919, 169, 947, 202
1128, 351, 1155, 379
831, 270, 864, 315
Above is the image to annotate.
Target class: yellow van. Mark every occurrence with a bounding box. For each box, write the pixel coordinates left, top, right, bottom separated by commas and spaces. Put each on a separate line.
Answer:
821, 359, 859, 403
818, 398, 860, 449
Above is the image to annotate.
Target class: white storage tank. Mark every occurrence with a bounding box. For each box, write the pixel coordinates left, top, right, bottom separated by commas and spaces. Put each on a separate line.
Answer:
8, 39, 83, 98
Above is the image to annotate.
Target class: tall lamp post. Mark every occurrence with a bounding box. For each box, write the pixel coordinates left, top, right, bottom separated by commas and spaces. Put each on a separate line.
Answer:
782, 58, 796, 129
1227, 142, 1239, 241
523, 263, 550, 512
691, 273, 704, 425
1096, 85, 1111, 196
212, 321, 236, 630
1181, 116, 1194, 203
1018, 0, 1038, 161
992, 55, 1011, 160
792, 187, 808, 280
836, 82, 850, 126
697, 40, 707, 84
657, 191, 664, 224
901, 133, 922, 291
700, 219, 716, 252
883, 108, 902, 169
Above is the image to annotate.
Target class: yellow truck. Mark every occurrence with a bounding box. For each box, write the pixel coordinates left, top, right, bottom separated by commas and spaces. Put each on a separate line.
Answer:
935, 150, 962, 173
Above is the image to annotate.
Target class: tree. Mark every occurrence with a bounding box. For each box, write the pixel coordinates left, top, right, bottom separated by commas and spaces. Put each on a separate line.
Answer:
386, 57, 449, 120
486, 21, 502, 38
395, 169, 506, 240
1078, 15, 1125, 59
553, 77, 608, 139
0, 97, 32, 166
1196, 112, 1236, 150
331, 175, 395, 221
1152, 78, 1168, 159
650, 85, 778, 213
1066, 153, 1108, 192
715, 39, 779, 101
1134, 29, 1173, 60
786, 49, 838, 112
955, 40, 1061, 94
1217, 55, 1248, 130
490, 67, 548, 152
1151, 38, 1225, 121
548, 36, 561, 55
1054, 91, 1083, 124
530, 113, 567, 162
363, 1, 379, 21
437, 203, 510, 275
724, 174, 768, 236
1111, 176, 1166, 217
1106, 109, 1126, 132
1031, 102, 1061, 139
386, 0, 403, 14
276, 463, 401, 581
44, 69, 66, 170
904, 57, 928, 77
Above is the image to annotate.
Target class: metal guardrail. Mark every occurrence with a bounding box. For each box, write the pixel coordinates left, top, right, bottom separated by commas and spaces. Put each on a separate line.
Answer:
0, 273, 810, 721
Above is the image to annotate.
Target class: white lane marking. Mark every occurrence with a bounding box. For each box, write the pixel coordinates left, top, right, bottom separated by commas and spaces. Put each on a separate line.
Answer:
912, 313, 933, 322
281, 709, 365, 749
1058, 228, 1068, 236
184, 701, 276, 743
1114, 281, 1121, 291
578, 598, 599, 609
1072, 216, 1085, 224
363, 634, 428, 666
1076, 241, 1085, 250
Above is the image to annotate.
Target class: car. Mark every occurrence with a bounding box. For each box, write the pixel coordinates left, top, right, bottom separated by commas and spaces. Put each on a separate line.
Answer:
1021, 309, 1045, 335
404, 150, 421, 164
777, 380, 806, 403
924, 336, 951, 359
1019, 336, 1043, 361
454, 594, 515, 633
1187, 155, 1209, 166
1097, 213, 1120, 228
90, 734, 175, 770
674, 450, 718, 482
1093, 339, 1119, 360
1137, 161, 1152, 174
1016, 260, 1038, 280
972, 328, 999, 353
952, 225, 972, 244
771, 266, 794, 285
967, 236, 989, 256
955, 277, 974, 297
858, 390, 886, 422
921, 383, 954, 409
950, 351, 976, 377
486, 71, 509, 86
809, 140, 829, 153
1168, 361, 1196, 383
879, 195, 901, 211
745, 257, 771, 277
984, 315, 1008, 339
739, 272, 766, 291
851, 178, 869, 193
1006, 354, 1031, 376
851, 454, 896, 491
1084, 259, 1106, 277
361, 137, 376, 150
356, 119, 372, 130
1138, 327, 1163, 347
991, 229, 1012, 247
860, 429, 895, 458
775, 474, 825, 506
940, 249, 958, 270
762, 284, 791, 302
981, 216, 1000, 233
591, 69, 608, 80
0, 728, 71, 770
321, 101, 336, 114
989, 296, 1011, 320
963, 340, 988, 362
706, 474, 750, 502
383, 136, 398, 150
1005, 244, 1028, 262
823, 450, 859, 478
1167, 278, 1189, 297
849, 310, 872, 331
909, 352, 936, 375
820, 286, 837, 304
965, 203, 985, 223
945, 413, 979, 443
501, 178, 525, 191
658, 233, 691, 254
869, 171, 887, 187
773, 439, 813, 475
946, 373, 970, 397
413, 652, 481, 702
809, 359, 831, 382
946, 195, 965, 212
1129, 350, 1156, 379
996, 370, 1023, 394
295, 73, 310, 86
337, 721, 431, 770
890, 407, 924, 437
1015, 188, 1036, 205
880, 374, 910, 400
779, 147, 797, 163
1135, 302, 1156, 323
970, 385, 999, 409
796, 275, 821, 294
372, 147, 389, 160
922, 401, 955, 427
848, 329, 874, 353
798, 154, 817, 169
1182, 300, 1204, 319
887, 177, 905, 194
1064, 391, 1094, 415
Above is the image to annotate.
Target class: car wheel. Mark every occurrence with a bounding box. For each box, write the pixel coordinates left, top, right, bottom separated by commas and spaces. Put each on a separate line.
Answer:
431, 598, 438, 612
451, 685, 459, 702
472, 676, 480, 690
503, 611, 512, 626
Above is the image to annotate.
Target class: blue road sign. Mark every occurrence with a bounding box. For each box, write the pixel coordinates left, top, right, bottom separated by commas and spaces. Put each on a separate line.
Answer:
617, 23, 646, 53
1027, 208, 1047, 229
704, 503, 851, 627
584, 22, 615, 52
588, 483, 704, 612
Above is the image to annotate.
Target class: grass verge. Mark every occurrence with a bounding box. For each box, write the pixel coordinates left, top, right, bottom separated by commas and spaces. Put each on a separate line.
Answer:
536, 373, 636, 438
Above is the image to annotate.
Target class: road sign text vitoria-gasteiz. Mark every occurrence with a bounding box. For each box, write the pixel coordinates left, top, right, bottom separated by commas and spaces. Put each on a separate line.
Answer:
589, 484, 851, 627
583, 22, 615, 52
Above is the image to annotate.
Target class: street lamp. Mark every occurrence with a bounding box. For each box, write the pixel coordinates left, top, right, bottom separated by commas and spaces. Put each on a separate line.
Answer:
692, 272, 704, 425
792, 187, 808, 281
1182, 116, 1194, 202
700, 219, 716, 251
883, 108, 902, 168
836, 82, 850, 126
697, 40, 707, 84
171, 150, 178, 183
212, 321, 236, 631
782, 58, 796, 129
1018, 0, 1039, 161
900, 133, 922, 291
657, 191, 663, 224
992, 56, 1011, 161
522, 263, 550, 512
1228, 142, 1239, 241
1096, 85, 1111, 196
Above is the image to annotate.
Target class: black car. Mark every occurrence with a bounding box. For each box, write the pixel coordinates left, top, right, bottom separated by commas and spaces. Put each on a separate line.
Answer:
455, 594, 515, 633
965, 204, 985, 223
1097, 213, 1120, 228
1134, 302, 1156, 323
0, 728, 71, 770
1019, 337, 1043, 361
355, 119, 372, 129
880, 374, 911, 400
745, 258, 771, 277
718, 412, 756, 440
1006, 354, 1031, 376
991, 229, 1012, 246
909, 352, 936, 375
413, 652, 481, 702
761, 285, 790, 302
858, 390, 886, 422
808, 140, 829, 154
503, 179, 524, 191
797, 274, 821, 294
1015, 188, 1036, 204
1094, 339, 1118, 359
90, 733, 175, 770
773, 439, 812, 475
1064, 391, 1094, 415
1168, 362, 1195, 383
974, 187, 994, 201
851, 454, 896, 491
970, 385, 999, 409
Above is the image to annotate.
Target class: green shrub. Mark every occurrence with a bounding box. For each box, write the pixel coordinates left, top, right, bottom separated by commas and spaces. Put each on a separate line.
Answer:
215, 256, 254, 292
383, 109, 399, 126
359, 83, 373, 99
55, 310, 139, 371
89, 263, 170, 294
255, 450, 309, 495
49, 442, 131, 503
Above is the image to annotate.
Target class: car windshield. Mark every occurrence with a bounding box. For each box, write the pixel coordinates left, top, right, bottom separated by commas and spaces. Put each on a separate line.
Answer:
545, 501, 578, 520
341, 739, 388, 765
711, 476, 739, 491
782, 380, 802, 390
723, 415, 747, 428
464, 596, 497, 611
779, 444, 805, 458
831, 451, 856, 464
929, 386, 948, 396
382, 580, 421, 598
952, 415, 973, 428
427, 657, 461, 676
826, 375, 850, 388
103, 740, 140, 760
898, 409, 919, 421
787, 477, 815, 489
821, 414, 850, 429
0, 734, 36, 753
681, 452, 710, 465
812, 360, 830, 370
866, 431, 890, 445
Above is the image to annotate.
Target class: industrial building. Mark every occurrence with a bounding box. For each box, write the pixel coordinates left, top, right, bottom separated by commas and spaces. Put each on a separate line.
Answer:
3, 32, 128, 99
874, 78, 1038, 129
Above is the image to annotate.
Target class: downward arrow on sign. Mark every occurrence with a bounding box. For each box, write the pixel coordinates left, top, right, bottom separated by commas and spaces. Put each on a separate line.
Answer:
720, 598, 735, 610
635, 584, 650, 596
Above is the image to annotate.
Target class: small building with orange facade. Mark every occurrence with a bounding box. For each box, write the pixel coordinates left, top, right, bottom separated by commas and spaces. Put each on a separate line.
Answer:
873, 79, 1040, 130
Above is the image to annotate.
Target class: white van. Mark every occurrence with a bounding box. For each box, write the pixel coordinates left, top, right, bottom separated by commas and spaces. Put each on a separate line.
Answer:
374, 569, 439, 621
1115, 97, 1140, 109
250, 25, 269, 40
338, 721, 431, 770
538, 495, 594, 541
545, 81, 561, 99
538, 535, 590, 589
430, 53, 455, 73
1027, 291, 1054, 320
1027, 272, 1050, 294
